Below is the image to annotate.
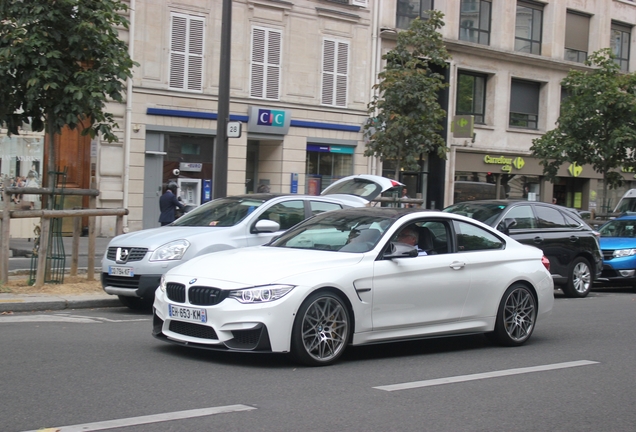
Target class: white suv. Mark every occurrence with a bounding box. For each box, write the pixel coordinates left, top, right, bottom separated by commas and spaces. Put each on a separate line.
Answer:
102, 175, 403, 308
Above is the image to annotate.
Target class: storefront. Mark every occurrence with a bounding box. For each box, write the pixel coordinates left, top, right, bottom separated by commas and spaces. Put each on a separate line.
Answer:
452, 149, 604, 211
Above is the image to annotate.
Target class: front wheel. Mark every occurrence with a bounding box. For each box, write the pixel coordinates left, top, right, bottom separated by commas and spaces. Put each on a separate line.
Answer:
562, 257, 592, 298
487, 284, 537, 347
291, 291, 351, 366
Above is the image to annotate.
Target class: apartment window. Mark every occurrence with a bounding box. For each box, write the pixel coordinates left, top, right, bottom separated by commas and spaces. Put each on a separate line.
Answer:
250, 27, 282, 100
322, 39, 349, 107
611, 22, 631, 72
456, 71, 486, 124
509, 79, 539, 130
515, 1, 543, 55
565, 11, 590, 63
169, 13, 205, 91
459, 0, 491, 45
397, 0, 433, 30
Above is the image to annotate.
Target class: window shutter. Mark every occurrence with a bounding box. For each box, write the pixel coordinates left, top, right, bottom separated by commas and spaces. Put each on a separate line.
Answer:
169, 13, 204, 92
250, 27, 281, 100
169, 15, 187, 89
322, 39, 349, 107
187, 18, 204, 91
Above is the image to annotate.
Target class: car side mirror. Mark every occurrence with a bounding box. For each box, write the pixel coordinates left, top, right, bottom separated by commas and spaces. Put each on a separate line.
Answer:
383, 242, 418, 259
253, 219, 280, 233
499, 218, 517, 235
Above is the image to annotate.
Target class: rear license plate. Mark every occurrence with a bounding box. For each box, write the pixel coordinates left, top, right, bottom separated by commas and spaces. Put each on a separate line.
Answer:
108, 266, 134, 277
169, 305, 207, 323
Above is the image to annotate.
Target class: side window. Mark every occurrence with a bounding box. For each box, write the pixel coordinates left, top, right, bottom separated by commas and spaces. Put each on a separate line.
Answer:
562, 211, 582, 228
310, 201, 342, 216
421, 221, 449, 255
454, 221, 504, 252
259, 201, 305, 230
535, 206, 567, 228
500, 205, 536, 229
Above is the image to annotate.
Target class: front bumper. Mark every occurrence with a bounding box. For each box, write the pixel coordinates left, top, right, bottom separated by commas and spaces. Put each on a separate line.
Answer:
101, 273, 162, 299
152, 285, 303, 353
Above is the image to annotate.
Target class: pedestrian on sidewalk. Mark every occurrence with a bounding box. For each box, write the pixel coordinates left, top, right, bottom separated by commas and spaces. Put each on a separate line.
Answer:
159, 182, 185, 226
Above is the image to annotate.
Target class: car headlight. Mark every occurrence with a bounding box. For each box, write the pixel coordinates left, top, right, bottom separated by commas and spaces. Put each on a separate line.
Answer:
149, 240, 190, 261
613, 248, 636, 258
159, 275, 166, 292
229, 284, 295, 304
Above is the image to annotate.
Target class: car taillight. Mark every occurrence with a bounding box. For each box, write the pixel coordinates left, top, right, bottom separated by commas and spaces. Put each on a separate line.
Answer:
541, 256, 550, 271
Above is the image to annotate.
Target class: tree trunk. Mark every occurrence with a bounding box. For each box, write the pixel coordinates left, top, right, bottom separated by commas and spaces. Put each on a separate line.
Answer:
46, 112, 55, 210
602, 173, 609, 213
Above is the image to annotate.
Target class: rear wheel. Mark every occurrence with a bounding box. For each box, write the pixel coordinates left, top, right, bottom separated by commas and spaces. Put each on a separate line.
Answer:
118, 295, 152, 310
562, 257, 592, 298
487, 284, 536, 347
291, 291, 351, 366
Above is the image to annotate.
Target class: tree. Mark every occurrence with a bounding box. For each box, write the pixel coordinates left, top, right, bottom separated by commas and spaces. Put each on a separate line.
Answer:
530, 48, 636, 212
364, 11, 450, 179
0, 0, 137, 192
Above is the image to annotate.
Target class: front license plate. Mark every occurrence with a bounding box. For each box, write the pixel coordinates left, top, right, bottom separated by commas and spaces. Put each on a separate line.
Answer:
108, 266, 134, 277
169, 304, 207, 323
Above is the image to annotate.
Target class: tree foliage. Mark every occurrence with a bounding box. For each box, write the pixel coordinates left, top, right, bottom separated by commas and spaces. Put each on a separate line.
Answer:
530, 48, 636, 211
364, 11, 450, 178
0, 0, 136, 142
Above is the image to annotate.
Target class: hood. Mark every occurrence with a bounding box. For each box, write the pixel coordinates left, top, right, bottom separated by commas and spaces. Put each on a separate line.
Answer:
599, 237, 636, 250
167, 246, 364, 287
107, 226, 232, 250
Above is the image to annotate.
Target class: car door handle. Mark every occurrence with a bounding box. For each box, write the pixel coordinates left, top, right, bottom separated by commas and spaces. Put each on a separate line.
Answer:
449, 261, 465, 270
533, 236, 543, 244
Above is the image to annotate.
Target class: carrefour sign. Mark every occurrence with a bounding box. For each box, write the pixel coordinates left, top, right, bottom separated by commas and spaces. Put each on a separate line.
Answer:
248, 106, 291, 135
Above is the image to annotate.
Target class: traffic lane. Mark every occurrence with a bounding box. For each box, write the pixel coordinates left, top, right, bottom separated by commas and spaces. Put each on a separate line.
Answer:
2, 293, 635, 432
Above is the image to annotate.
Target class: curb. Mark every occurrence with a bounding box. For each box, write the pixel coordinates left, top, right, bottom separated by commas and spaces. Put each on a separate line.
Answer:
0, 297, 123, 313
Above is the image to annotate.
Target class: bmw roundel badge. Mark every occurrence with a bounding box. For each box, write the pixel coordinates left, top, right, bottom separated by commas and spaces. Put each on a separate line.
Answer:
189, 279, 197, 285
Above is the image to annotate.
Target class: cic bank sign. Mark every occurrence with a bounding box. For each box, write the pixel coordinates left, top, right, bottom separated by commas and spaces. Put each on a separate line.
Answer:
247, 106, 291, 135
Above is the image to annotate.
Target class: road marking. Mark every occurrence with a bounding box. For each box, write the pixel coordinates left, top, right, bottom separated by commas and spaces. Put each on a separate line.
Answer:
22, 404, 257, 432
374, 360, 599, 392
0, 314, 149, 323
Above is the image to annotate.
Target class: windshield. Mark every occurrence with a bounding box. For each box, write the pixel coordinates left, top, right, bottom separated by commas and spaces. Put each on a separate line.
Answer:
172, 197, 267, 227
599, 219, 636, 237
444, 202, 506, 226
269, 211, 395, 253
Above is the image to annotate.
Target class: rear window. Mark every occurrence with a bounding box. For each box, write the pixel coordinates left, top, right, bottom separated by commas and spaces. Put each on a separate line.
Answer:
323, 178, 382, 200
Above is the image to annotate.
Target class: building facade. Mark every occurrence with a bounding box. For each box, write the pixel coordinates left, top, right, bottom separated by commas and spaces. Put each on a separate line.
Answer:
5, 0, 636, 238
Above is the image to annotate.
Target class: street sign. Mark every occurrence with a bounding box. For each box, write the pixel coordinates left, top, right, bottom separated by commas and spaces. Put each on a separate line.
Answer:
227, 121, 242, 138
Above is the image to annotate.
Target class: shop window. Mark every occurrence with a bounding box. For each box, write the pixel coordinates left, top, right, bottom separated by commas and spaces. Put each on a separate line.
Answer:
250, 26, 282, 100
322, 38, 349, 108
0, 135, 44, 211
456, 71, 486, 124
509, 79, 539, 130
565, 11, 590, 64
459, 0, 491, 45
515, 1, 543, 55
397, 0, 434, 30
169, 13, 204, 92
611, 22, 631, 72
305, 146, 354, 194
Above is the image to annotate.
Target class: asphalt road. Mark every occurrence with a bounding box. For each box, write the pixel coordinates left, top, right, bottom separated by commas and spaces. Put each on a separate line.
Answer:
1, 289, 635, 432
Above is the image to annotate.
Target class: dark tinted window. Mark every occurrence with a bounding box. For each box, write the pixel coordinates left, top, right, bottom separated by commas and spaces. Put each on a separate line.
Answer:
562, 211, 583, 228
501, 204, 536, 229
535, 205, 567, 228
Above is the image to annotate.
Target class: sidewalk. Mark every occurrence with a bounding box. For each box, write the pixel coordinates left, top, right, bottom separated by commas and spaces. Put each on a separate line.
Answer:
2, 236, 122, 313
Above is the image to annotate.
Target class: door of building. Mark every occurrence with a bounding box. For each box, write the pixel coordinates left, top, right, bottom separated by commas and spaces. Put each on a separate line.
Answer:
143, 133, 165, 229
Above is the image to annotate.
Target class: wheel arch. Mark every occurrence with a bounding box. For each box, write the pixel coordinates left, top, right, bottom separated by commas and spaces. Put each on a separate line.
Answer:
508, 279, 539, 308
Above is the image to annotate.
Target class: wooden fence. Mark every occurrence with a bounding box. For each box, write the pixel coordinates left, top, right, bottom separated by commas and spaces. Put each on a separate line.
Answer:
0, 183, 128, 286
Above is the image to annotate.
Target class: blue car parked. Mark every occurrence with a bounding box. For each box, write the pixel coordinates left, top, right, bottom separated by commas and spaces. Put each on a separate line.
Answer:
597, 214, 636, 287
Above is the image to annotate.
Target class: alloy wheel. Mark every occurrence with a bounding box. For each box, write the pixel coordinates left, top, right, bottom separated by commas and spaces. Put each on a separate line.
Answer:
503, 287, 536, 343
301, 296, 349, 363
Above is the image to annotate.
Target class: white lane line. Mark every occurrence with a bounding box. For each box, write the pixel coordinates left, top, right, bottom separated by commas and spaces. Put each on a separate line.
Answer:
23, 404, 257, 432
374, 360, 599, 392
